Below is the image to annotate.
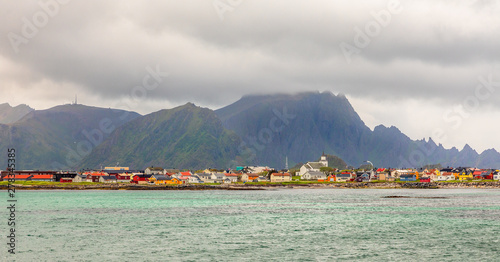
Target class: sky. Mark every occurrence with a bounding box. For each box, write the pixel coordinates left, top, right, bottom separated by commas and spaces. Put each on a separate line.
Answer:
1, 0, 500, 153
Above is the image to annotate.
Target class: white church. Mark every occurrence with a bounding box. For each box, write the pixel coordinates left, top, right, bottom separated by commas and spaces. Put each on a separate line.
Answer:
297, 154, 329, 179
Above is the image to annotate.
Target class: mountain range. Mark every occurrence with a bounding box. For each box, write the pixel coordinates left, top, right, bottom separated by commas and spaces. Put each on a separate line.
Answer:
0, 103, 34, 124
1, 92, 500, 170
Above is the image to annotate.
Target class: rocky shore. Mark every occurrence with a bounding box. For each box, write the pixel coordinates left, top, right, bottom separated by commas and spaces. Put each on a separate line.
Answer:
1, 181, 500, 190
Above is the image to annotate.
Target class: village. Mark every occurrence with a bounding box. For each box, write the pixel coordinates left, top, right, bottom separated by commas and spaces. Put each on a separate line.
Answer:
2, 154, 500, 185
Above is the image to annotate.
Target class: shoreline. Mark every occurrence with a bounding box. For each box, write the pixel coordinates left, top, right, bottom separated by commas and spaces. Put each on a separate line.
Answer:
1, 181, 500, 190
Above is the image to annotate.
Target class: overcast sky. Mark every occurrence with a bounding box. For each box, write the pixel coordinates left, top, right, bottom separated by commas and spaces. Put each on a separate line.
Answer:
1, 0, 500, 153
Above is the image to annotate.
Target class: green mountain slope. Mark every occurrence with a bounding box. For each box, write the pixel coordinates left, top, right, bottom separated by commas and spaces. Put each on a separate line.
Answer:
78, 103, 241, 170
0, 104, 139, 170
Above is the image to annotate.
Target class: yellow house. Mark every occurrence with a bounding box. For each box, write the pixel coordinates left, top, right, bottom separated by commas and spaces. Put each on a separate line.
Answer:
458, 171, 473, 181
149, 175, 182, 185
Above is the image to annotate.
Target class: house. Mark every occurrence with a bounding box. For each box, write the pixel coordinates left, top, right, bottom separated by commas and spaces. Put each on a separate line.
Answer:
474, 170, 493, 180
196, 173, 212, 183
270, 172, 291, 183
225, 173, 239, 183
84, 172, 108, 182
112, 172, 132, 183
437, 172, 455, 181
400, 174, 417, 182
493, 172, 500, 181
149, 175, 171, 185
60, 177, 73, 183
149, 174, 169, 184
241, 173, 260, 182
458, 170, 473, 181
131, 174, 153, 184
298, 154, 328, 177
179, 171, 192, 177
419, 177, 431, 183
327, 175, 336, 182
355, 173, 370, 182
423, 170, 439, 182
336, 172, 352, 182
211, 173, 226, 183
302, 171, 327, 181
99, 176, 117, 183
188, 175, 203, 184
54, 171, 77, 182
73, 174, 87, 183
104, 166, 129, 171
144, 167, 166, 175
377, 172, 392, 181
164, 177, 182, 185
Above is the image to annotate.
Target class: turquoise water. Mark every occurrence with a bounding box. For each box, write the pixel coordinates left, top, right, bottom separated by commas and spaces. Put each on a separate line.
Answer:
2, 189, 500, 261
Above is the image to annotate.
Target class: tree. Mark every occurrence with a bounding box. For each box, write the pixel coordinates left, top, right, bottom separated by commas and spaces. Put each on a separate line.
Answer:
320, 167, 334, 175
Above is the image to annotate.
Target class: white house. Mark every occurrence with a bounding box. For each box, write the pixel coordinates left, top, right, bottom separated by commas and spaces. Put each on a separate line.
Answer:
298, 154, 328, 177
188, 175, 203, 184
437, 174, 455, 181
302, 171, 327, 181
145, 167, 166, 175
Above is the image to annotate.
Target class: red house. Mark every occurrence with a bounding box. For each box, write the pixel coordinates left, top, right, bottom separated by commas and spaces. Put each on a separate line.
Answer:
419, 177, 431, 183
60, 177, 73, 183
131, 174, 153, 184
84, 172, 108, 183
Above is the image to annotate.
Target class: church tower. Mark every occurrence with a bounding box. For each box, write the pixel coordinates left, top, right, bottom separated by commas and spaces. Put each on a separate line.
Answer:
319, 152, 328, 167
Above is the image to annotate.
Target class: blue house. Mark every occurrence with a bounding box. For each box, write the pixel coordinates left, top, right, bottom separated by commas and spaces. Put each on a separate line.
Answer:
400, 174, 417, 182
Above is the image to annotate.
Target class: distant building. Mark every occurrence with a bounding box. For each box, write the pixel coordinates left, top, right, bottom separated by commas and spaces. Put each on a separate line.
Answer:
104, 167, 129, 171
270, 172, 291, 182
302, 171, 327, 181
145, 167, 166, 175
298, 154, 328, 177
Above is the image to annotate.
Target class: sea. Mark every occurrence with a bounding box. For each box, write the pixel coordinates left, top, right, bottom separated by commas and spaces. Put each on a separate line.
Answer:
2, 188, 500, 261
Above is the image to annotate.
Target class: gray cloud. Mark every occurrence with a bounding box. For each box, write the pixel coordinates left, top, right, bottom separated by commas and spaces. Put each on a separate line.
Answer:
1, 0, 500, 151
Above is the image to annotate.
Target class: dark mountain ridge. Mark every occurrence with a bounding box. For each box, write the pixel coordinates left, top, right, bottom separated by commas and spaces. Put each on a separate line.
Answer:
0, 104, 140, 170
78, 103, 242, 170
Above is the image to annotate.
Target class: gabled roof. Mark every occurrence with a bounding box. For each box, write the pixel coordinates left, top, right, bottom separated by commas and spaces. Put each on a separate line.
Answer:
153, 175, 170, 181
271, 172, 290, 177
101, 176, 117, 180
31, 175, 53, 179
212, 173, 225, 179
13, 175, 32, 179
306, 162, 325, 169
180, 172, 192, 176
